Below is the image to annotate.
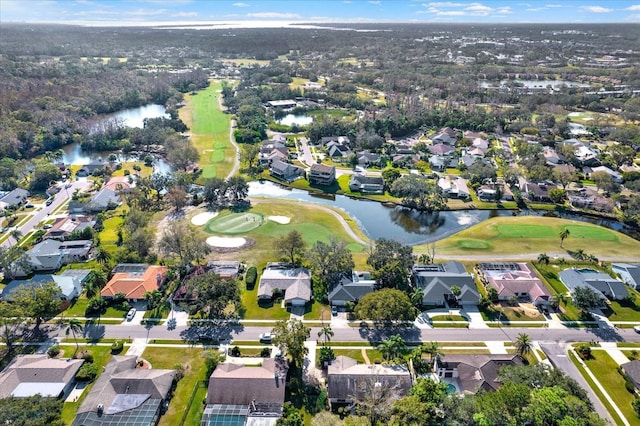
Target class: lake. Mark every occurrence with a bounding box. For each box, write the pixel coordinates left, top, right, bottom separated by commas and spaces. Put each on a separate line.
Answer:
248, 181, 636, 245
479, 80, 591, 89
62, 104, 173, 173
276, 114, 313, 126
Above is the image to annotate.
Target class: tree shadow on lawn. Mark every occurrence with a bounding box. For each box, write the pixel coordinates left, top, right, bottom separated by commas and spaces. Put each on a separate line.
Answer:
358, 322, 421, 345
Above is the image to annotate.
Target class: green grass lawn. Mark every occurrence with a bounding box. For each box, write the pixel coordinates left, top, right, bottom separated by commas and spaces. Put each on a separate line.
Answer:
179, 80, 234, 181
205, 212, 264, 234
60, 344, 113, 425
141, 347, 209, 426
63, 296, 128, 319
432, 216, 640, 258
582, 351, 637, 424
602, 288, 640, 322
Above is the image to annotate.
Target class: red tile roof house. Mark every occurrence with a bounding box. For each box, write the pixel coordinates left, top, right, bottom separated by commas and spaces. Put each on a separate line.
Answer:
101, 264, 168, 302
478, 262, 552, 307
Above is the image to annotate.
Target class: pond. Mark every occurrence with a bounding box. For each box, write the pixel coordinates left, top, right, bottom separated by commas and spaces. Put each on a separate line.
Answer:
276, 114, 313, 126
61, 104, 173, 173
248, 181, 637, 245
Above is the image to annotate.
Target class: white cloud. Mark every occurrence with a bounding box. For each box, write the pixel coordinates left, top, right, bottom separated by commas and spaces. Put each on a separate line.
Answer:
232, 2, 250, 7
421, 2, 510, 17
128, 8, 167, 16
545, 4, 565, 7
627, 5, 640, 11
368, 0, 381, 4
426, 2, 466, 6
465, 3, 492, 12
246, 12, 301, 19
581, 6, 613, 13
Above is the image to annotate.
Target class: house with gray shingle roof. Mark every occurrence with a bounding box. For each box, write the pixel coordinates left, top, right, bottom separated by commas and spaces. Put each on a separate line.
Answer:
612, 263, 640, 290
3, 269, 90, 301
434, 354, 524, 394
348, 174, 385, 194
413, 262, 479, 306
559, 268, 629, 301
0, 354, 84, 399
328, 271, 376, 306
269, 160, 305, 183
73, 356, 175, 426
0, 188, 30, 210
20, 239, 92, 275
327, 356, 412, 405
257, 263, 311, 306
621, 360, 640, 391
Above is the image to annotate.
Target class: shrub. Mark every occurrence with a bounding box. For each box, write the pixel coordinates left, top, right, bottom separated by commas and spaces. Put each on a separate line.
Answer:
245, 267, 257, 289
82, 353, 94, 363
632, 398, 640, 417
260, 347, 271, 357
230, 346, 241, 357
76, 363, 98, 382
47, 345, 60, 358
111, 340, 124, 354
576, 343, 591, 360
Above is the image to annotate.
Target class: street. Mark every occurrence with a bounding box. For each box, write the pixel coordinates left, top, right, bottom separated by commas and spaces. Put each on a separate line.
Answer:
1, 179, 92, 248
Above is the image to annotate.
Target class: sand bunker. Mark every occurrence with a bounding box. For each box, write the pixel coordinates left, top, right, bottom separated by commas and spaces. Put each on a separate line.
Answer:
191, 212, 218, 226
206, 236, 246, 248
268, 215, 291, 224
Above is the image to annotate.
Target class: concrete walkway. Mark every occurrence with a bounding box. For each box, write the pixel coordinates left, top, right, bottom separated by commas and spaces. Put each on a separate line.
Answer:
125, 338, 147, 357
462, 306, 489, 329
485, 341, 507, 354
597, 342, 631, 365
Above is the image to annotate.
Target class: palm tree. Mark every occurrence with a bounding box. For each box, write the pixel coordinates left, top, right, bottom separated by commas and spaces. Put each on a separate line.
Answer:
550, 294, 564, 311
10, 229, 22, 242
559, 228, 570, 248
410, 288, 424, 308
144, 290, 163, 311
572, 249, 586, 261
537, 253, 550, 265
317, 324, 334, 346
450, 285, 461, 305
423, 340, 442, 363
377, 334, 407, 362
84, 270, 107, 299
515, 333, 532, 357
60, 318, 83, 355
95, 247, 111, 265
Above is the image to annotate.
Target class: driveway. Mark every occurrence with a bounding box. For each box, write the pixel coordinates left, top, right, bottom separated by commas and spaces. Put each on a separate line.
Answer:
2, 179, 92, 248
298, 137, 314, 167
540, 342, 615, 425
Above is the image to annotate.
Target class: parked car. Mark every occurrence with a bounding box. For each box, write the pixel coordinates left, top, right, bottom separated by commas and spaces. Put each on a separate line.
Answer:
45, 198, 54, 206
25, 203, 34, 208
43, 224, 53, 229
634, 325, 640, 333
259, 332, 273, 343
126, 308, 136, 321
332, 306, 338, 316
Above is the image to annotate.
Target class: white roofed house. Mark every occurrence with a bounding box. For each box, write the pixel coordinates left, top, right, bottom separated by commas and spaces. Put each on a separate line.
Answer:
438, 176, 470, 200
612, 263, 640, 290
257, 263, 312, 306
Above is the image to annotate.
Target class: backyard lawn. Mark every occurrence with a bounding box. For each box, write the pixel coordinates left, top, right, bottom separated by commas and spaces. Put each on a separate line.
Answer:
141, 347, 210, 426
178, 80, 234, 180
432, 216, 640, 258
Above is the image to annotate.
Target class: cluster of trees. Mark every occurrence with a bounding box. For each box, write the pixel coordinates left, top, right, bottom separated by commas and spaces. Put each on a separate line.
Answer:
177, 271, 241, 319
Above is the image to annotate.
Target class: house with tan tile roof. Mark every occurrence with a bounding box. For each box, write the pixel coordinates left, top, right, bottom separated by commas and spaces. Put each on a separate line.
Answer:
101, 264, 167, 302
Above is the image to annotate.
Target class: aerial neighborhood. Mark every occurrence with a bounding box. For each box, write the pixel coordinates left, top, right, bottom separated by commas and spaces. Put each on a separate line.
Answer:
1, 16, 640, 426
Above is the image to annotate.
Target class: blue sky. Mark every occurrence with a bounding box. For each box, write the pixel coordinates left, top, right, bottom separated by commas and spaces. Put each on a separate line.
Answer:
1, 1, 639, 24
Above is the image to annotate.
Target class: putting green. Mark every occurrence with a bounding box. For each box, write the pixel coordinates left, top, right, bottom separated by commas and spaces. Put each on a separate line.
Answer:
205, 212, 264, 234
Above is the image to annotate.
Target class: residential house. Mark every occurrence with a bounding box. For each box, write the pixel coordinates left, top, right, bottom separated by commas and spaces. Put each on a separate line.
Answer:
101, 264, 168, 302
3, 269, 91, 301
326, 141, 353, 161
356, 151, 381, 167
45, 215, 96, 241
431, 131, 456, 145
0, 188, 30, 210
612, 263, 640, 290
438, 176, 470, 200
559, 268, 629, 301
328, 271, 376, 306
428, 143, 455, 156
519, 178, 553, 202
269, 159, 305, 183
207, 261, 242, 279
104, 176, 133, 193
585, 165, 623, 184
259, 140, 288, 166
472, 138, 489, 151
477, 183, 514, 202
478, 263, 552, 306
76, 159, 110, 178
561, 140, 600, 166
327, 356, 412, 405
202, 358, 289, 426
620, 360, 640, 392
308, 164, 336, 186
412, 262, 479, 306
73, 355, 175, 426
434, 354, 524, 394
348, 175, 385, 194
0, 354, 84, 399
543, 147, 562, 165
257, 263, 311, 306
18, 239, 93, 275
429, 155, 447, 172
320, 136, 350, 147
85, 188, 121, 212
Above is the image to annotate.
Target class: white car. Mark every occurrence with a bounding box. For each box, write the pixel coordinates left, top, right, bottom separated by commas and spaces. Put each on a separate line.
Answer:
259, 332, 273, 343
126, 308, 136, 321
634, 325, 640, 333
